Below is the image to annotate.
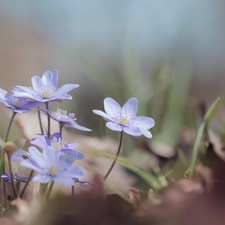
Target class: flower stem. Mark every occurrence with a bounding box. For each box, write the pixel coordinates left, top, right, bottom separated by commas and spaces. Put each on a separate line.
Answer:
46, 181, 54, 200
19, 170, 34, 198
45, 103, 51, 138
5, 112, 17, 142
103, 131, 123, 180
71, 185, 75, 196
37, 109, 44, 135
7, 154, 17, 198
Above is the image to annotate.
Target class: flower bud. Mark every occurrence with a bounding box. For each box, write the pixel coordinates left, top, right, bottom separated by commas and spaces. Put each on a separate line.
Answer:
3, 142, 18, 157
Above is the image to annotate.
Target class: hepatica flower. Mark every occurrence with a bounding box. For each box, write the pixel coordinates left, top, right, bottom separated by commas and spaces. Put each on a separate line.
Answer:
47, 108, 91, 132
20, 146, 85, 186
0, 88, 41, 113
30, 132, 84, 160
13, 70, 79, 103
93, 97, 155, 138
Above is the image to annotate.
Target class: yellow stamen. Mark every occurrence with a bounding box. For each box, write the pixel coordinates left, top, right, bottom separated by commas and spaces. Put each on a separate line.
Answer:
42, 91, 50, 98
53, 143, 61, 150
120, 118, 128, 125
49, 167, 57, 176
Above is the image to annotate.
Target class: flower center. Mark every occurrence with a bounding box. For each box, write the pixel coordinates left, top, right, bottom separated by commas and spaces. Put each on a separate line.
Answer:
53, 143, 61, 150
49, 167, 57, 176
42, 91, 50, 98
120, 118, 128, 125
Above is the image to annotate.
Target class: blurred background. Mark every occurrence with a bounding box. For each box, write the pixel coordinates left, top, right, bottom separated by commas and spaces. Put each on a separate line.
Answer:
0, 0, 225, 190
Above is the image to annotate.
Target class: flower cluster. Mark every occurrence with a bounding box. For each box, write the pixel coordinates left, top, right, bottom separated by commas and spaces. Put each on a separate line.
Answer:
0, 69, 155, 205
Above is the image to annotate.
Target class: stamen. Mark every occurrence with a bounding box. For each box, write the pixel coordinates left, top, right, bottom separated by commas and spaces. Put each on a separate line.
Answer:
42, 91, 50, 98
120, 118, 128, 125
49, 167, 57, 176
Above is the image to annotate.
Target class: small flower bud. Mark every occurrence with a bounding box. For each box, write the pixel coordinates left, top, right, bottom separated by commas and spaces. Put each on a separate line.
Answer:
3, 142, 18, 157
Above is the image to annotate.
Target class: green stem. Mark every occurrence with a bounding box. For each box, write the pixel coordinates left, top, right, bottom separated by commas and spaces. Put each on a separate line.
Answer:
46, 181, 54, 200
188, 122, 206, 178
103, 131, 123, 180
19, 170, 34, 198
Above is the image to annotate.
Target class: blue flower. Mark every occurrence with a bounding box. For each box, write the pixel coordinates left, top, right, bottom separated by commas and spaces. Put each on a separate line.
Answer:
30, 133, 84, 160
93, 97, 155, 138
20, 146, 85, 186
1, 169, 28, 183
13, 70, 79, 103
46, 108, 92, 131
0, 88, 41, 113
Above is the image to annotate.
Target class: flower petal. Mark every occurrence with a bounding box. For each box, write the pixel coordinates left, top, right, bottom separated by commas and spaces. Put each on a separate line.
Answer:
20, 159, 44, 173
123, 126, 142, 137
28, 146, 45, 167
54, 176, 75, 186
60, 166, 85, 178
106, 122, 123, 132
32, 174, 52, 183
92, 110, 113, 121
139, 128, 153, 138
42, 70, 58, 88
132, 116, 155, 129
121, 97, 138, 119
31, 76, 45, 92
42, 147, 59, 165
52, 84, 79, 100
11, 149, 30, 162
104, 98, 121, 118
61, 149, 84, 161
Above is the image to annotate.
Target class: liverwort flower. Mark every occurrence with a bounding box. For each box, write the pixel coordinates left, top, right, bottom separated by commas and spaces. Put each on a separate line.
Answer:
12, 70, 79, 103
93, 97, 155, 138
0, 88, 42, 113
30, 133, 84, 160
45, 108, 91, 132
1, 169, 28, 183
20, 146, 85, 186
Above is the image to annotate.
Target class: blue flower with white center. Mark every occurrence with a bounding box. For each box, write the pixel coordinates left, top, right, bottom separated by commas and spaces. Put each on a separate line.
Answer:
93, 97, 155, 138
0, 88, 42, 113
12, 70, 79, 103
30, 133, 84, 160
20, 146, 85, 186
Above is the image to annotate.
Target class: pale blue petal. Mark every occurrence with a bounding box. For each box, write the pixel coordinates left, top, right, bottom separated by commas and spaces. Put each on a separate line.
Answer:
42, 70, 58, 88
106, 122, 123, 131
139, 128, 153, 138
62, 149, 84, 160
132, 116, 155, 129
54, 176, 74, 186
32, 174, 52, 183
0, 88, 7, 101
28, 146, 45, 167
121, 97, 138, 120
52, 84, 79, 99
104, 98, 121, 118
20, 159, 44, 173
92, 110, 113, 121
60, 166, 85, 178
43, 147, 59, 165
123, 126, 142, 137
31, 76, 45, 92
68, 143, 79, 149
69, 122, 92, 131
11, 149, 30, 162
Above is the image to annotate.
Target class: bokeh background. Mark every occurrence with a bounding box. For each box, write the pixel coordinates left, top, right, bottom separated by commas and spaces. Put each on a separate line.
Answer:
0, 0, 225, 190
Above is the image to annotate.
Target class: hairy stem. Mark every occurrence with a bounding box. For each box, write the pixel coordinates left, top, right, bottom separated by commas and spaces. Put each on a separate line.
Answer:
103, 131, 123, 180
37, 109, 44, 135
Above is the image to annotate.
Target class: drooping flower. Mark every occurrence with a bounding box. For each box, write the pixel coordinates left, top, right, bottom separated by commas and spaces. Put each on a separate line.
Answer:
30, 133, 84, 160
0, 88, 42, 113
20, 146, 85, 186
44, 108, 91, 132
13, 70, 79, 103
93, 97, 155, 138
1, 168, 28, 183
